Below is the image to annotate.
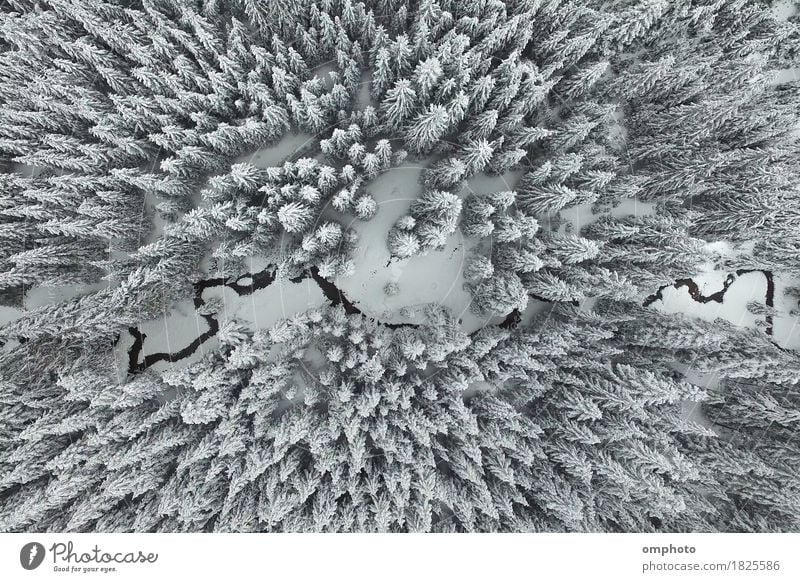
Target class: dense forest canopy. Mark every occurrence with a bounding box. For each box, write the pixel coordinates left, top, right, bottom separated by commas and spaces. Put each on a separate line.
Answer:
0, 0, 799, 532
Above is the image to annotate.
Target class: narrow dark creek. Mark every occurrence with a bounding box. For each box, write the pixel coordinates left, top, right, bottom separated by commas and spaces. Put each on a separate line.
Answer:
127, 267, 777, 374
127, 269, 277, 373
127, 264, 417, 373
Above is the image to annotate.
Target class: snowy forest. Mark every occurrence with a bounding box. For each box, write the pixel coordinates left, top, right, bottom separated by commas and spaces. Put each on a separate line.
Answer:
1, 0, 800, 533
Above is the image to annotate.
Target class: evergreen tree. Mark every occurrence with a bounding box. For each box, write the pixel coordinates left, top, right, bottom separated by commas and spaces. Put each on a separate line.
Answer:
468, 271, 528, 316
405, 105, 450, 153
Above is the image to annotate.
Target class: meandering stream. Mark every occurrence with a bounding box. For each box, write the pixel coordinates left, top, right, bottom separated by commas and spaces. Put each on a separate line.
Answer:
124, 266, 781, 374
645, 269, 775, 334
126, 264, 421, 373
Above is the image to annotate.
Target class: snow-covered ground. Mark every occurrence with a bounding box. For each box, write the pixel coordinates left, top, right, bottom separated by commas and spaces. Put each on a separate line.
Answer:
312, 63, 337, 90
652, 270, 799, 350
770, 0, 800, 91
354, 71, 374, 111
463, 169, 524, 198
114, 298, 212, 374
10, 162, 65, 178
235, 131, 317, 169
772, 67, 800, 86
771, 273, 800, 350
0, 305, 22, 327
773, 0, 797, 21
112, 163, 553, 373
560, 197, 658, 234
24, 281, 109, 310
8, 130, 795, 382
655, 271, 765, 328
335, 163, 480, 329
141, 190, 169, 245
680, 398, 717, 434
205, 276, 326, 332
334, 164, 527, 332
51, 159, 800, 380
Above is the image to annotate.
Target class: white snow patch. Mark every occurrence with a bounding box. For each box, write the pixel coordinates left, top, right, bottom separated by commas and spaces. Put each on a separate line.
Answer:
0, 305, 23, 327
680, 399, 717, 433
335, 163, 491, 332
610, 197, 658, 220
142, 190, 169, 245
131, 298, 214, 373
772, 67, 800, 86
236, 132, 317, 169
10, 163, 58, 178
655, 271, 765, 328
462, 381, 494, 400
521, 298, 551, 326
678, 364, 722, 392
771, 273, 800, 350
312, 63, 337, 90
695, 239, 757, 273
205, 276, 327, 332
703, 240, 737, 258
670, 363, 720, 433
608, 108, 629, 152
772, 0, 797, 21
24, 281, 108, 310
560, 201, 598, 233
464, 170, 523, 196
654, 270, 799, 350
561, 197, 657, 234
242, 255, 273, 274
112, 331, 136, 379
303, 344, 327, 371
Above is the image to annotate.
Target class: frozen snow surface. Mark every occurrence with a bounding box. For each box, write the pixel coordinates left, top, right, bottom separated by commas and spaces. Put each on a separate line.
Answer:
335, 165, 532, 332
772, 273, 800, 350
652, 270, 799, 350
337, 163, 483, 331
24, 281, 108, 310
207, 276, 326, 332
560, 196, 658, 234
236, 132, 317, 169
772, 0, 798, 21
0, 306, 22, 327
